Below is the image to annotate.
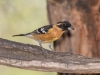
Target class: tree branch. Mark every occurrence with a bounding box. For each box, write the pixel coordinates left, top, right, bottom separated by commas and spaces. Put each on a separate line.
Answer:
0, 38, 100, 73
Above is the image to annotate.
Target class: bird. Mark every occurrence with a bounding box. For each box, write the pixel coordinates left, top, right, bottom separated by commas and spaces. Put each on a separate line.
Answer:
12, 21, 74, 51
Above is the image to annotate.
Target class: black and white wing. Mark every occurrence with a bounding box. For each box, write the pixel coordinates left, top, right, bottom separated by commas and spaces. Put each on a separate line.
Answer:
33, 25, 53, 34
12, 25, 53, 37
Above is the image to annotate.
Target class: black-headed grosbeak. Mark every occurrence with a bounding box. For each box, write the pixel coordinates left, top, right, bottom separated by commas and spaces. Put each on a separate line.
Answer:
13, 21, 74, 50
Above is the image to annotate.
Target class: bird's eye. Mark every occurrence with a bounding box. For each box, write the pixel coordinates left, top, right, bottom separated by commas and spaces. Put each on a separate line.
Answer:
63, 23, 67, 26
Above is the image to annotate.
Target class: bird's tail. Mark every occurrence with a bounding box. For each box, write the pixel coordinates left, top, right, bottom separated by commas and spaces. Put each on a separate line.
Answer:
12, 34, 26, 37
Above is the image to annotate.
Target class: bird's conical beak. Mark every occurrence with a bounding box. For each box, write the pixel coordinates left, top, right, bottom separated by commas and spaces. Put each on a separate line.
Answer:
71, 25, 74, 30
68, 25, 74, 30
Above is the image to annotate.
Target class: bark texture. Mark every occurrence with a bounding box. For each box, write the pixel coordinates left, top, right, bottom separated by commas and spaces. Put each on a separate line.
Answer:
47, 0, 100, 75
0, 38, 100, 73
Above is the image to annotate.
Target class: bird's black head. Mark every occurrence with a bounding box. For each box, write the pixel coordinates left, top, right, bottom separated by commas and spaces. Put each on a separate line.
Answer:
57, 21, 74, 31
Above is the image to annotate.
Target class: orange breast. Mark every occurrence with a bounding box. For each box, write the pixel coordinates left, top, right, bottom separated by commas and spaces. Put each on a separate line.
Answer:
32, 25, 64, 43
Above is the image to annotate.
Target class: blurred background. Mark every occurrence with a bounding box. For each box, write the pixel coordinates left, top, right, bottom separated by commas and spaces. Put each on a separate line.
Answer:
0, 0, 100, 75
0, 0, 56, 75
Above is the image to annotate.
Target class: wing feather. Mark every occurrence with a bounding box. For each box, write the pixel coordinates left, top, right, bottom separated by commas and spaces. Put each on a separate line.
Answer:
33, 25, 53, 34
